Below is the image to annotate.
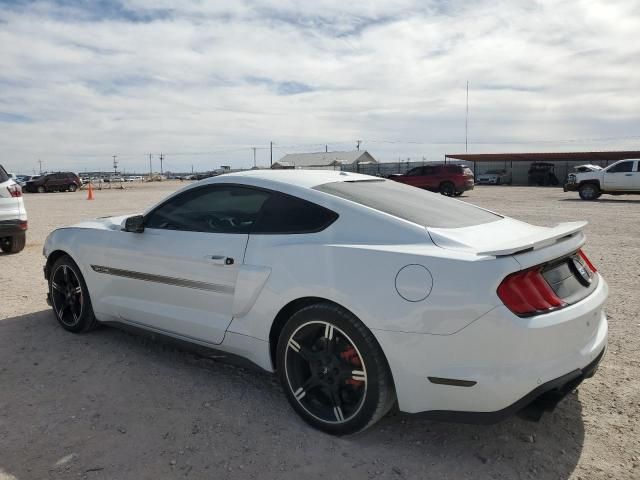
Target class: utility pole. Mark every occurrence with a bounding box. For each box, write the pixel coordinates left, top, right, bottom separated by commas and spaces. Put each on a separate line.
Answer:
159, 153, 164, 176
191, 164, 194, 174
38, 159, 43, 174
465, 80, 469, 153
356, 140, 362, 151
325, 145, 328, 152
149, 153, 153, 178
270, 141, 273, 167
252, 147, 257, 168
112, 155, 118, 175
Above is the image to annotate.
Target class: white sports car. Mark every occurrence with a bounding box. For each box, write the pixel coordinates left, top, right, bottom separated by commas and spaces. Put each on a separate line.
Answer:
43, 170, 607, 434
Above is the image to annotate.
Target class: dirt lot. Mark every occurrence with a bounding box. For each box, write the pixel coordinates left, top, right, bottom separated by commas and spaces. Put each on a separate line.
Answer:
0, 182, 638, 480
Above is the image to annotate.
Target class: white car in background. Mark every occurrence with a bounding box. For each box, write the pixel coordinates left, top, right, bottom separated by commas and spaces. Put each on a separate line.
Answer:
476, 169, 512, 185
43, 170, 607, 434
0, 164, 28, 254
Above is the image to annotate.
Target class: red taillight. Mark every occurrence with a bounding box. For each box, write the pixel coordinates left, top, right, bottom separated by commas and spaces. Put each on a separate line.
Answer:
497, 267, 565, 316
7, 184, 22, 197
578, 249, 597, 273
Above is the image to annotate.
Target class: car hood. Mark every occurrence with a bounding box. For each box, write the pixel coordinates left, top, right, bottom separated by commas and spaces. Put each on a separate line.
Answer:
70, 214, 135, 231
427, 217, 587, 257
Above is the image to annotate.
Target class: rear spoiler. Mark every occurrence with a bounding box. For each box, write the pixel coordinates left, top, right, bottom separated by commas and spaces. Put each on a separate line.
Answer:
477, 221, 587, 257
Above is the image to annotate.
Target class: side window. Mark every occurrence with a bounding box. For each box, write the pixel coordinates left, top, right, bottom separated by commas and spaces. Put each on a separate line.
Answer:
405, 167, 423, 176
423, 166, 437, 175
252, 193, 338, 234
0, 165, 8, 183
608, 161, 633, 173
145, 185, 271, 234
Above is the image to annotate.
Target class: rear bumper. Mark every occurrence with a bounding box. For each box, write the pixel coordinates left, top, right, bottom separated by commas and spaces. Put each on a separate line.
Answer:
416, 346, 605, 424
0, 219, 28, 236
373, 275, 608, 419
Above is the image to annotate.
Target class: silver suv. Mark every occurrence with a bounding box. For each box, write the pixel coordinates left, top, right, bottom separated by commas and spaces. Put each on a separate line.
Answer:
0, 164, 28, 253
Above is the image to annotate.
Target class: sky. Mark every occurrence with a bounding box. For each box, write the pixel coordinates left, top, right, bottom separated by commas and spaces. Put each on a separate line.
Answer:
0, 0, 639, 174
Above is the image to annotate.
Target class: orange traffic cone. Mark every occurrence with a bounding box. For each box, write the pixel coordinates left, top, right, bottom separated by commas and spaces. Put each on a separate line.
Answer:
87, 182, 94, 200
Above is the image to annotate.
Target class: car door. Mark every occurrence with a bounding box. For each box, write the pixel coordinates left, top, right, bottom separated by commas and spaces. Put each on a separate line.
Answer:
396, 167, 424, 187
94, 184, 271, 344
420, 166, 438, 190
603, 160, 636, 190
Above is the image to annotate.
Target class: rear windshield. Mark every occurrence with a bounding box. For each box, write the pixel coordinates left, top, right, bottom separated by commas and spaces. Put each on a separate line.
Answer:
314, 179, 501, 229
0, 165, 9, 183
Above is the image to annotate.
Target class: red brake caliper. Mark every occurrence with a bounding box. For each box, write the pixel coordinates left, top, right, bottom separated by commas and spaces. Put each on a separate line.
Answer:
340, 346, 364, 386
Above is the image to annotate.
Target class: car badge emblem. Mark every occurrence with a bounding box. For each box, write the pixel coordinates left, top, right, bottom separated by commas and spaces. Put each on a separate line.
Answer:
572, 257, 592, 285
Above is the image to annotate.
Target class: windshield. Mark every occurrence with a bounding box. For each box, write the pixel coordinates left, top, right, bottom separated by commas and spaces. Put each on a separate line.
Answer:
314, 179, 501, 229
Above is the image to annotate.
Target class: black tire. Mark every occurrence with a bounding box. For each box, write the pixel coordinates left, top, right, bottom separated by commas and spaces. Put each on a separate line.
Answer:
439, 182, 455, 196
579, 183, 600, 201
0, 232, 26, 254
68, 183, 77, 192
49, 255, 98, 333
37, 185, 46, 193
277, 302, 396, 435
454, 191, 463, 197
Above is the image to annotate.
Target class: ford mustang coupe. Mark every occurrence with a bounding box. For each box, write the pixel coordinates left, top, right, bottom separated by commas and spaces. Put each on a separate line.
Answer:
43, 170, 607, 435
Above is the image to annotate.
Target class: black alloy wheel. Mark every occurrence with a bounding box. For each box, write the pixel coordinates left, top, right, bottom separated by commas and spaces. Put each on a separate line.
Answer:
277, 303, 395, 435
49, 256, 98, 333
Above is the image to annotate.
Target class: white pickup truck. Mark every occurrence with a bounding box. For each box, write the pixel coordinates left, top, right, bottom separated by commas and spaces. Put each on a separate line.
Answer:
564, 159, 640, 200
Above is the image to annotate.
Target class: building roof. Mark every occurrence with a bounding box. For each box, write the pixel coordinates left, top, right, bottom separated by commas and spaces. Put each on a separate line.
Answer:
445, 151, 640, 162
276, 150, 376, 167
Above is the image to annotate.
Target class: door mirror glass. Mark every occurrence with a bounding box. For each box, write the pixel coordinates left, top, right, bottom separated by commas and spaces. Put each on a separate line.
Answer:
123, 215, 145, 233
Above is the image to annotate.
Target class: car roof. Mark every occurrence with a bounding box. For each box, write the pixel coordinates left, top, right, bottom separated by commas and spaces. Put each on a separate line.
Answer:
199, 169, 376, 190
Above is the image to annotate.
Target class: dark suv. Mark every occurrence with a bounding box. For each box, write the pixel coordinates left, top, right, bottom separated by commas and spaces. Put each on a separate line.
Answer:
389, 164, 474, 196
25, 172, 82, 193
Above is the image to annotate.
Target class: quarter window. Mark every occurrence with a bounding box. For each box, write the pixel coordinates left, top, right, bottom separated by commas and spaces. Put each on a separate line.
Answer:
145, 185, 271, 234
252, 193, 338, 234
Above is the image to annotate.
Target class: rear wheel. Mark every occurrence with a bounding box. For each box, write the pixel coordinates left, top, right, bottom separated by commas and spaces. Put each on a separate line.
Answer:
277, 303, 395, 435
49, 255, 98, 333
439, 182, 455, 196
0, 232, 25, 254
579, 183, 600, 201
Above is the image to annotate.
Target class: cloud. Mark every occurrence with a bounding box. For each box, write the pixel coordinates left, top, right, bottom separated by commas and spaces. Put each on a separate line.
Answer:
0, 0, 638, 173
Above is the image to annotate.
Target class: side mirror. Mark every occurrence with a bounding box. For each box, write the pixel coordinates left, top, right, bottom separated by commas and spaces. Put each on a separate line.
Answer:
123, 215, 145, 233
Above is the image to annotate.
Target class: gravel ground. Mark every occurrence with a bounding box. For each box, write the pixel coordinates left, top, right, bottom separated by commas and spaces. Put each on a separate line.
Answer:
0, 182, 638, 480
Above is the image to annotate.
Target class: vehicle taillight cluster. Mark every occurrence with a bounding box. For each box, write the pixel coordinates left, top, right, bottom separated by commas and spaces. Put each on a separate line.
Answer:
497, 268, 566, 316
578, 249, 597, 273
7, 184, 22, 197
497, 250, 598, 317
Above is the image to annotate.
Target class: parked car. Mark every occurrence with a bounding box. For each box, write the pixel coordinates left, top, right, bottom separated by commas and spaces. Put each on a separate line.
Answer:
476, 169, 512, 185
564, 159, 640, 200
527, 162, 559, 186
43, 170, 607, 434
25, 172, 82, 193
389, 164, 474, 196
0, 164, 27, 253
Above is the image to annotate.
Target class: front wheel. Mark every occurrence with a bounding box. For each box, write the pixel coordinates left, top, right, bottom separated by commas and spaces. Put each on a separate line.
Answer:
0, 232, 25, 254
49, 255, 98, 333
277, 303, 396, 435
68, 184, 77, 192
579, 183, 601, 200
439, 182, 455, 196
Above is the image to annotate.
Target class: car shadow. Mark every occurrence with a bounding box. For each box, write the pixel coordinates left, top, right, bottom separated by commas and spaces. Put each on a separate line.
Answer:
560, 197, 640, 204
0, 310, 585, 479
